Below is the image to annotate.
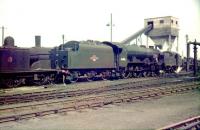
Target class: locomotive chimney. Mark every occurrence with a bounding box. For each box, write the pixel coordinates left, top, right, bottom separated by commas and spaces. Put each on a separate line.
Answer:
35, 35, 41, 47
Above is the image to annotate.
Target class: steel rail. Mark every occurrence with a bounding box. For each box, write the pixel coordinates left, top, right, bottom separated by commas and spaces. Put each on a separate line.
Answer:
158, 116, 200, 130
0, 81, 199, 124
0, 76, 197, 105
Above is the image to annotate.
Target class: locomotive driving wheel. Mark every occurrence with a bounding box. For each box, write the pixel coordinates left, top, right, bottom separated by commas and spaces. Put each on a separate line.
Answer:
131, 72, 137, 78
142, 71, 147, 77
120, 71, 130, 79
3, 78, 22, 88
146, 72, 151, 77
64, 72, 79, 83
86, 72, 95, 82
33, 74, 49, 86
101, 71, 110, 80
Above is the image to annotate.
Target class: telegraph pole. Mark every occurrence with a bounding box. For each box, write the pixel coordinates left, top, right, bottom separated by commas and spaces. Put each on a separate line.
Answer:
106, 13, 114, 42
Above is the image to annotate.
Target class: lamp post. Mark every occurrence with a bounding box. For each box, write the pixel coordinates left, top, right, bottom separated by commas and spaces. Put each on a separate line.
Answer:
106, 13, 114, 42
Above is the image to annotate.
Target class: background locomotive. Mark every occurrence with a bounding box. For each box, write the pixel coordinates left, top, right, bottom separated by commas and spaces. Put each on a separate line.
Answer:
0, 36, 193, 88
0, 36, 56, 87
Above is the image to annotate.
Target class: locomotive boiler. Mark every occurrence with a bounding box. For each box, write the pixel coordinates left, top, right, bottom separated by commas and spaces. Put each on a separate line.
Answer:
124, 44, 161, 77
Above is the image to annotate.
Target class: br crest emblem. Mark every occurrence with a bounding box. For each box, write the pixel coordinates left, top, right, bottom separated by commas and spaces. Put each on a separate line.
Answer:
90, 55, 99, 62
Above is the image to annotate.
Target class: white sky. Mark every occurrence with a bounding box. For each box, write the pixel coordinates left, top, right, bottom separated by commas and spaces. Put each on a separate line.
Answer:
0, 0, 200, 56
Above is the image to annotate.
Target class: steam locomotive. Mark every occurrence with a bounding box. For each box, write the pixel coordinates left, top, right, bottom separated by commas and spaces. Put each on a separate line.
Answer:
0, 36, 183, 88
50, 40, 182, 83
0, 36, 56, 87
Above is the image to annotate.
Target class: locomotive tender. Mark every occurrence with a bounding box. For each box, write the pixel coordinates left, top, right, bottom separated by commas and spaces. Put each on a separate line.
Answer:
0, 36, 183, 88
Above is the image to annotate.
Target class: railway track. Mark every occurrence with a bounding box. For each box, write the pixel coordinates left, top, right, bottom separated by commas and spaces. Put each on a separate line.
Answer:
159, 116, 200, 130
0, 77, 156, 105
0, 76, 197, 105
0, 80, 199, 124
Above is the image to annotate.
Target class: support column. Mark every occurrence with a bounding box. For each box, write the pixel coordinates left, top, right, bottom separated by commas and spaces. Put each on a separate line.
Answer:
176, 36, 179, 53
146, 35, 148, 48
193, 44, 197, 76
168, 35, 172, 51
186, 43, 190, 71
136, 38, 137, 45
140, 35, 142, 46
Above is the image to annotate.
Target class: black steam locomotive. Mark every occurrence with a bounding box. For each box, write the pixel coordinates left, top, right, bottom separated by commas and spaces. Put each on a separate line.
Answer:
0, 36, 183, 88
0, 37, 56, 87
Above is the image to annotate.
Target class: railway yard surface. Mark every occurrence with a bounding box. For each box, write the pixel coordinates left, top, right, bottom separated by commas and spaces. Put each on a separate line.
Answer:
0, 72, 200, 130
